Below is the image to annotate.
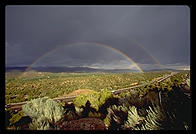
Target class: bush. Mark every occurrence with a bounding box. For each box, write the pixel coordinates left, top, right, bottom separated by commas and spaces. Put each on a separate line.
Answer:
88, 112, 102, 118
136, 105, 165, 130
123, 106, 145, 130
98, 97, 119, 117
186, 79, 190, 87
106, 104, 129, 130
9, 110, 25, 126
75, 106, 83, 117
22, 97, 65, 130
73, 89, 113, 111
29, 118, 50, 130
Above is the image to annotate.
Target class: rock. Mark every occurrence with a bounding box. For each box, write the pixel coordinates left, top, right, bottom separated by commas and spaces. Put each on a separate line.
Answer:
56, 118, 106, 130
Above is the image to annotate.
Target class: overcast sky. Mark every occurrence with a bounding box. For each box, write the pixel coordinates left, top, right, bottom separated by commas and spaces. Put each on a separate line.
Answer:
6, 5, 190, 70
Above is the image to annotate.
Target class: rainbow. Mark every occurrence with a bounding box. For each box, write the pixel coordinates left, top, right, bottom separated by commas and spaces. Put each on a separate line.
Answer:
127, 38, 164, 69
23, 42, 144, 73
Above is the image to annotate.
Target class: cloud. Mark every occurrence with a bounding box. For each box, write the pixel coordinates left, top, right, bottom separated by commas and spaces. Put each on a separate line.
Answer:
29, 43, 138, 69
163, 63, 190, 70
6, 6, 190, 67
6, 42, 29, 66
89, 60, 138, 70
138, 63, 190, 70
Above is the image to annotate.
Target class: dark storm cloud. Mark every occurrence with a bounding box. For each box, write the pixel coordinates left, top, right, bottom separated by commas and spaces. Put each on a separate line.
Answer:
33, 44, 132, 69
6, 5, 190, 69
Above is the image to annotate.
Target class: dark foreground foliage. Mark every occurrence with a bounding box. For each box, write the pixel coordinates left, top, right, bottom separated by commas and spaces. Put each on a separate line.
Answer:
5, 71, 191, 130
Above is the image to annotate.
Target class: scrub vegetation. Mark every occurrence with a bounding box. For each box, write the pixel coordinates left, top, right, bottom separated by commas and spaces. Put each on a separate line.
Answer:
5, 71, 191, 130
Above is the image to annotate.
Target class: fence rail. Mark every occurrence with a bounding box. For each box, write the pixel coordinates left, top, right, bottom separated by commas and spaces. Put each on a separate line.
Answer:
5, 72, 178, 111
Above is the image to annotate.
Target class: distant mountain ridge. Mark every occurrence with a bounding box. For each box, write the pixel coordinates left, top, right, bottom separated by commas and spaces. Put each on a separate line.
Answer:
6, 66, 139, 73
6, 66, 183, 73
6, 67, 27, 72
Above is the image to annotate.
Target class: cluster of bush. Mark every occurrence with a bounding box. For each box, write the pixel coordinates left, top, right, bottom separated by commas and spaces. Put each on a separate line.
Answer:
5, 79, 191, 130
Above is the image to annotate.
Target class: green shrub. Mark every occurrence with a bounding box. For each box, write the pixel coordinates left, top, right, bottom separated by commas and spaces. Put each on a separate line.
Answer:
99, 89, 113, 104
103, 116, 110, 127
73, 92, 99, 110
22, 97, 65, 130
110, 104, 129, 113
105, 104, 129, 130
88, 112, 102, 118
75, 106, 83, 117
73, 89, 113, 111
9, 110, 25, 126
136, 105, 165, 130
186, 79, 190, 87
123, 106, 145, 130
29, 118, 50, 130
